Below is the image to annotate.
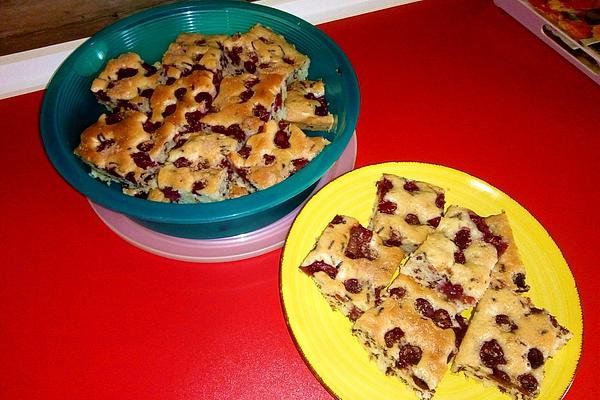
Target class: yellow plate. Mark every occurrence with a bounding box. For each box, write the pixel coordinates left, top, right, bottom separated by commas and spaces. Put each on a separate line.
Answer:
280, 162, 582, 400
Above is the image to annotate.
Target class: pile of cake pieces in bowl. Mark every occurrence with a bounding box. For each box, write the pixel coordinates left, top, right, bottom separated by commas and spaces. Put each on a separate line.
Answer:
299, 173, 572, 400
74, 24, 335, 204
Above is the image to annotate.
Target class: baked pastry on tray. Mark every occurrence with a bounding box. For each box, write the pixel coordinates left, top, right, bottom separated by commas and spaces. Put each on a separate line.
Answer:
452, 286, 571, 399
76, 24, 333, 203
299, 215, 405, 321
369, 174, 446, 253
352, 273, 467, 400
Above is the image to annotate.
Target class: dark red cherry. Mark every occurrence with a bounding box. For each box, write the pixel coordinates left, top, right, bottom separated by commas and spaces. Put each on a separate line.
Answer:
116, 67, 138, 80
131, 152, 156, 169
253, 104, 271, 122
495, 314, 518, 332
389, 286, 407, 300
405, 214, 420, 225
491, 367, 511, 384
142, 120, 161, 133
299, 260, 338, 279
140, 88, 154, 98
291, 158, 309, 173
174, 87, 187, 100
263, 154, 275, 165
142, 62, 157, 76
403, 181, 419, 192
274, 129, 291, 149
344, 278, 362, 294
161, 187, 180, 202
411, 375, 429, 390
376, 178, 393, 199
396, 344, 422, 368
454, 227, 472, 250
162, 103, 176, 118
439, 281, 465, 300
432, 309, 452, 329
330, 215, 345, 225
238, 145, 251, 159
173, 157, 192, 168
480, 339, 506, 368
435, 193, 445, 209
454, 251, 466, 264
384, 327, 405, 348
517, 373, 538, 395
527, 348, 544, 369
378, 200, 397, 214
428, 217, 441, 227
348, 306, 363, 322
194, 91, 213, 104
104, 113, 123, 125
345, 225, 376, 260
414, 298, 434, 318
239, 89, 254, 102
96, 135, 115, 152
192, 180, 206, 194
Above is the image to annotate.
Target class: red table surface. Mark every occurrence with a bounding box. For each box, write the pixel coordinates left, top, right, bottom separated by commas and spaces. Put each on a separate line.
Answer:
1, 0, 599, 399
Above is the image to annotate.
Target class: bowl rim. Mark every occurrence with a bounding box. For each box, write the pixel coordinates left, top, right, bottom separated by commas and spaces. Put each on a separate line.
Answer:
40, 0, 360, 225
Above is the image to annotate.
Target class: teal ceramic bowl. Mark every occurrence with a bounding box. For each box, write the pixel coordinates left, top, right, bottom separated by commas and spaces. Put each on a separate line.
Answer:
40, 0, 359, 239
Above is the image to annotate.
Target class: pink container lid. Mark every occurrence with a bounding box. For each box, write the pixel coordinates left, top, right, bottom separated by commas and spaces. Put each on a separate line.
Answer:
89, 132, 357, 263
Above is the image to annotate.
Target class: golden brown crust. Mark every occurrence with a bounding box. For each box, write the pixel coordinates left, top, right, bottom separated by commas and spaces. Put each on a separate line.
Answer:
228, 120, 329, 190
452, 286, 571, 399
76, 24, 331, 204
222, 24, 309, 81
284, 80, 335, 131
353, 276, 457, 399
369, 174, 445, 254
299, 215, 405, 321
162, 33, 227, 74
91, 52, 161, 109
401, 205, 499, 312
74, 111, 161, 186
486, 212, 530, 293
154, 132, 245, 203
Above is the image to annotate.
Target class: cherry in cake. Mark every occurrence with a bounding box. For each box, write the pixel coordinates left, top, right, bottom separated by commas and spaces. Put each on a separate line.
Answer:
222, 24, 310, 82
150, 132, 246, 203
91, 52, 162, 113
485, 212, 530, 293
299, 215, 405, 321
200, 72, 288, 141
401, 205, 501, 312
352, 274, 463, 400
452, 286, 571, 399
228, 120, 329, 191
369, 174, 446, 254
74, 110, 171, 188
161, 32, 227, 78
284, 80, 335, 131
